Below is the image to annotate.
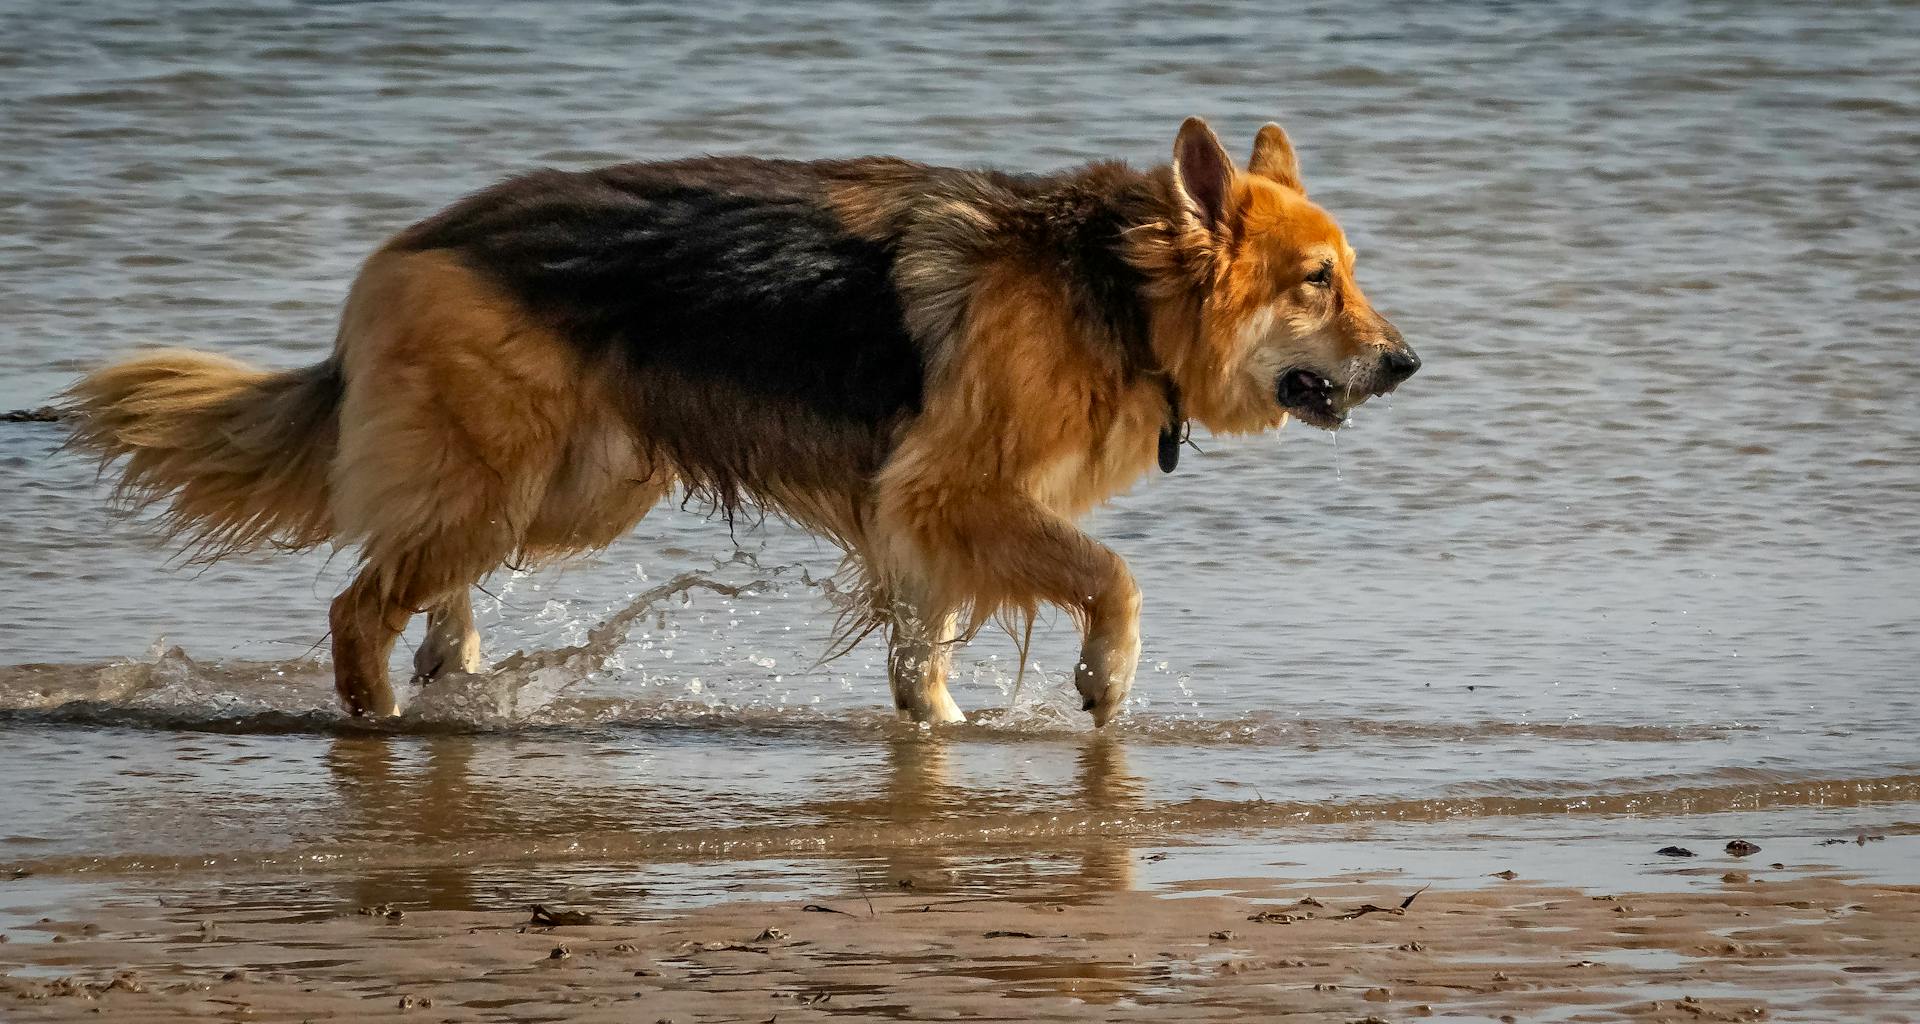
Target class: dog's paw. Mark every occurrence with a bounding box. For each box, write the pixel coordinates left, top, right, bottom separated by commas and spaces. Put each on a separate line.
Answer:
1074, 636, 1140, 728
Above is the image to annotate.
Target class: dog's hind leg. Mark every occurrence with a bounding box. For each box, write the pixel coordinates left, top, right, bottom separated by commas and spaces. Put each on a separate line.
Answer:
330, 540, 503, 717
412, 589, 482, 684
886, 586, 965, 725
324, 249, 580, 716
329, 567, 416, 718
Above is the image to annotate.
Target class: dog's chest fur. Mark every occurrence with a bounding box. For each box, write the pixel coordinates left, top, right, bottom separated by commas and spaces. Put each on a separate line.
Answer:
1028, 399, 1160, 517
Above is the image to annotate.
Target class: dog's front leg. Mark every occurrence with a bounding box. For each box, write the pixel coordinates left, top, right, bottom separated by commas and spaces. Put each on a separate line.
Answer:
1074, 573, 1142, 727
878, 485, 1141, 727
886, 588, 965, 725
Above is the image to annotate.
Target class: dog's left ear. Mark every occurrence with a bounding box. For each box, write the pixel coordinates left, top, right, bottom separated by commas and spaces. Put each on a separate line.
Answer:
1172, 116, 1237, 234
1249, 122, 1304, 192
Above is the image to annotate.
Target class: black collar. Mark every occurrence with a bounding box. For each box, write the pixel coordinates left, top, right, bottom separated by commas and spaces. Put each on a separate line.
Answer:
1157, 376, 1187, 473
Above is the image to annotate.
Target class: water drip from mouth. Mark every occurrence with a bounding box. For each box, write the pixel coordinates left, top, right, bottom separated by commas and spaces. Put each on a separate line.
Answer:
1331, 428, 1343, 484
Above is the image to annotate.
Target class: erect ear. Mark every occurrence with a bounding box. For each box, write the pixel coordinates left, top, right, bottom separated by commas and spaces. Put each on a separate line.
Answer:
1172, 116, 1237, 234
1248, 121, 1303, 193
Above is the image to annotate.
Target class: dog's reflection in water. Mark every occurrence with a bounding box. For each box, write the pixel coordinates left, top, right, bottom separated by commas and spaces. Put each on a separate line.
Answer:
870, 729, 1145, 897
321, 728, 1148, 912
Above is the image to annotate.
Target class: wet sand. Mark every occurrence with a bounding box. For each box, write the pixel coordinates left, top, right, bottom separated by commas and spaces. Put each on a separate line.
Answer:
5, 870, 1916, 1022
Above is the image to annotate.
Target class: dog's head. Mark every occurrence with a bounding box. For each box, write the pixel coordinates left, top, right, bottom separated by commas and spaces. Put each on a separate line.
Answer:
1148, 117, 1418, 433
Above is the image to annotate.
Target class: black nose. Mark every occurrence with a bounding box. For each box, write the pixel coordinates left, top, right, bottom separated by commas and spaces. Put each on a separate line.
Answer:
1381, 347, 1421, 384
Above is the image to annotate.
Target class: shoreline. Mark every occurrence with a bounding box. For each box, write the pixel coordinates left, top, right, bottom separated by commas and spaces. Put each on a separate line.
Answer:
4, 870, 1916, 1022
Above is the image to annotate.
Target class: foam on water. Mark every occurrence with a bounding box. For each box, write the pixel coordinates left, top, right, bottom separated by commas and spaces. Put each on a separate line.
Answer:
0, 574, 1781, 749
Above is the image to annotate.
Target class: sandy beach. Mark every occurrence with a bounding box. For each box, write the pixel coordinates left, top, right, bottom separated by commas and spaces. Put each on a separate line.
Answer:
6, 865, 1917, 1022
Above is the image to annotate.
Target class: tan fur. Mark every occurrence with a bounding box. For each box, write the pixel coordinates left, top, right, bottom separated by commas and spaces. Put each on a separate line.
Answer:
63, 349, 340, 560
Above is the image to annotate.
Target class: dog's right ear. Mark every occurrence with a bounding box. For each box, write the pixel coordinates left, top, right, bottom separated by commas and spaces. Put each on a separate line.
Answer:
1248, 121, 1304, 193
1172, 116, 1236, 235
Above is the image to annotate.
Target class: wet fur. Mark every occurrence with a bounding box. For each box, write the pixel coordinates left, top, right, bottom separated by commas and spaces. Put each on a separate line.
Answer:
65, 119, 1416, 725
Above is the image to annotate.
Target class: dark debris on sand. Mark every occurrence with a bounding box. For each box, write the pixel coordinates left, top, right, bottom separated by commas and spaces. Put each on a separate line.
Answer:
529, 905, 599, 927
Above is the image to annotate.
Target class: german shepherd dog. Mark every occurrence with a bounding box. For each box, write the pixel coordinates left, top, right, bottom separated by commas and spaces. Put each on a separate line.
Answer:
67, 118, 1417, 726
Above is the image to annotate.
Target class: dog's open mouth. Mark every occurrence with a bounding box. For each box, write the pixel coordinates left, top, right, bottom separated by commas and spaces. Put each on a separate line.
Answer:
1276, 368, 1343, 429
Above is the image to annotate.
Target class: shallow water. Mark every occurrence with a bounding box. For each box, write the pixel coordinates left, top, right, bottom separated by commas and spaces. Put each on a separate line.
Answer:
2, 0, 1918, 905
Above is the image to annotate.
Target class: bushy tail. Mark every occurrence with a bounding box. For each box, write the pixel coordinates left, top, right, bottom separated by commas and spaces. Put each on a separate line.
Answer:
63, 349, 343, 561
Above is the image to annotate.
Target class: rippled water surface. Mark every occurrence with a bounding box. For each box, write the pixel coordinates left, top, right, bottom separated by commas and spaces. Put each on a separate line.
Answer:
1, 0, 1917, 897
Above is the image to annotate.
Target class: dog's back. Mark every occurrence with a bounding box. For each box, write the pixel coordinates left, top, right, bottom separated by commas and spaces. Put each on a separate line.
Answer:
385, 158, 927, 524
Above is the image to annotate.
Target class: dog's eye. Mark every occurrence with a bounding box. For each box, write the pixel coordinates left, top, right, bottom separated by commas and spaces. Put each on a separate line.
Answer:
1304, 264, 1332, 287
